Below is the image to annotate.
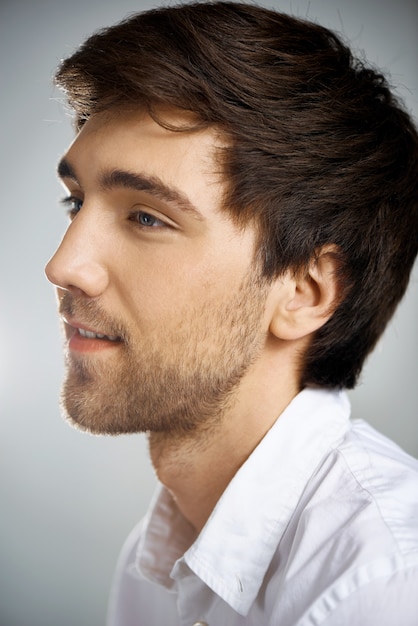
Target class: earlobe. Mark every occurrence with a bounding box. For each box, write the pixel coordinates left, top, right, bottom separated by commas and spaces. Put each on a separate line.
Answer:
269, 246, 342, 341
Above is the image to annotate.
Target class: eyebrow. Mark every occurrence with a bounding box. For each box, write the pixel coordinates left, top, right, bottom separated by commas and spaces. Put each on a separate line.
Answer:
57, 157, 78, 182
57, 157, 204, 220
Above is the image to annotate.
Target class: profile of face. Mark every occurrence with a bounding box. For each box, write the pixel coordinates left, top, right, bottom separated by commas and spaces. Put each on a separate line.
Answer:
45, 109, 272, 437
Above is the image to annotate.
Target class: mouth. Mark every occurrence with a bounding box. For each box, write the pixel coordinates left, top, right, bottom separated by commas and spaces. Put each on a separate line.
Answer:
62, 316, 123, 353
77, 328, 120, 342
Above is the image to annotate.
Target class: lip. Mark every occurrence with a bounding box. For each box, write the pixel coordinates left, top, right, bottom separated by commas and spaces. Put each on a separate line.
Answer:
61, 315, 122, 354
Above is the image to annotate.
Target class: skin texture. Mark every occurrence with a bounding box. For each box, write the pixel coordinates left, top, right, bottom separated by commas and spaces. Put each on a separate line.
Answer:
45, 108, 339, 531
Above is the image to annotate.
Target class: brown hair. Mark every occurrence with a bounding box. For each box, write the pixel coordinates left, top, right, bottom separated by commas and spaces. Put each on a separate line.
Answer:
55, 1, 418, 389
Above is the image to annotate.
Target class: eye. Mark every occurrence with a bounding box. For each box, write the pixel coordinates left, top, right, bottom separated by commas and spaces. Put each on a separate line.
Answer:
130, 210, 166, 229
61, 195, 83, 220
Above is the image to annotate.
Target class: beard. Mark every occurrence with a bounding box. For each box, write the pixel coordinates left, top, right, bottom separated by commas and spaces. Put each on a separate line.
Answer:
59, 271, 270, 438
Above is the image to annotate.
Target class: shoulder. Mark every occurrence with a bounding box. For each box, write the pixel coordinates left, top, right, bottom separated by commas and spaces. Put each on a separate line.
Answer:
336, 419, 418, 558
297, 419, 418, 577
268, 420, 418, 624
308, 566, 418, 626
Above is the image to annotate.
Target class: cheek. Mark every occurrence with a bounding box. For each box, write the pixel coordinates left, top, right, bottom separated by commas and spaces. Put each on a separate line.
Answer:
120, 268, 242, 339
108, 232, 256, 330
112, 254, 205, 329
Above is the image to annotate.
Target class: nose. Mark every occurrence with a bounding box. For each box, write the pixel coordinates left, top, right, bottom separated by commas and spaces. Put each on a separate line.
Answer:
45, 212, 109, 298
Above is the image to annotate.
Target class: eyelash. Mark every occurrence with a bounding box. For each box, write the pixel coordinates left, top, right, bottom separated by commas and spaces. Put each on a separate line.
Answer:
61, 196, 168, 230
61, 195, 83, 219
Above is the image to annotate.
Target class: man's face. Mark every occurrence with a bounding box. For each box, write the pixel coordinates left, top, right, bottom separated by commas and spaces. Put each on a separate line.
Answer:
45, 109, 271, 437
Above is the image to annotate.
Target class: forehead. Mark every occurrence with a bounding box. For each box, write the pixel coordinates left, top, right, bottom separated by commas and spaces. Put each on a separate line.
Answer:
65, 108, 224, 185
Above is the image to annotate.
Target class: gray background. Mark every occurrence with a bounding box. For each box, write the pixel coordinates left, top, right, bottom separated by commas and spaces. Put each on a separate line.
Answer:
1, 0, 417, 624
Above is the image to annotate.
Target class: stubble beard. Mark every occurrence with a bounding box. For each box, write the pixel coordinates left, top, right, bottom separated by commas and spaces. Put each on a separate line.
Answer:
60, 272, 269, 438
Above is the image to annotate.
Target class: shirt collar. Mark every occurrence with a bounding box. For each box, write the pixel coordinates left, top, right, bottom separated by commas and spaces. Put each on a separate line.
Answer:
136, 387, 351, 615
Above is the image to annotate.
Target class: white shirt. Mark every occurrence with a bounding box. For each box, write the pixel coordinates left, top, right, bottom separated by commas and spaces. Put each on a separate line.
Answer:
107, 388, 418, 626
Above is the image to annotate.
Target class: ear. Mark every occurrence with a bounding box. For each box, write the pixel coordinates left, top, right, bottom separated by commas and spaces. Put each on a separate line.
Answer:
269, 246, 341, 341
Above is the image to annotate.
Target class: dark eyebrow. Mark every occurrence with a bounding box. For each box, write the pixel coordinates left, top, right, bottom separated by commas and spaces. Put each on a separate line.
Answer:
101, 168, 204, 220
57, 157, 203, 221
57, 157, 78, 183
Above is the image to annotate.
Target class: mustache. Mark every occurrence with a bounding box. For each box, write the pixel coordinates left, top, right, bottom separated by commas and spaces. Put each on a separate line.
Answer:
59, 292, 128, 342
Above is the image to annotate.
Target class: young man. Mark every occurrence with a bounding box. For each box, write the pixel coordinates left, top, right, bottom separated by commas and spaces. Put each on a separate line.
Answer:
46, 2, 418, 624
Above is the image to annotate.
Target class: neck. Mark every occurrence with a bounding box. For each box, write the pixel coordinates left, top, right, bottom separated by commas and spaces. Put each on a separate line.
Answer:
148, 340, 301, 533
